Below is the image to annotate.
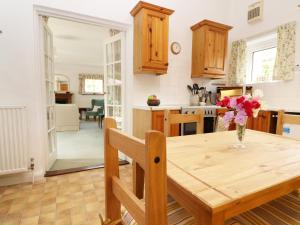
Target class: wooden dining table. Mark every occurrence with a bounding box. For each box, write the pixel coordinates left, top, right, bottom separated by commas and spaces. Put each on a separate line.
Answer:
166, 130, 300, 225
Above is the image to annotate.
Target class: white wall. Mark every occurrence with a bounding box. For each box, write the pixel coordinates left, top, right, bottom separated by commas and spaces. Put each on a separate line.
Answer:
55, 63, 104, 108
227, 0, 300, 110
0, 0, 229, 185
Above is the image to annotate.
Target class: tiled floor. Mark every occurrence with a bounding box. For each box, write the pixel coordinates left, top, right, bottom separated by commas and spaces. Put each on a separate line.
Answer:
0, 165, 132, 225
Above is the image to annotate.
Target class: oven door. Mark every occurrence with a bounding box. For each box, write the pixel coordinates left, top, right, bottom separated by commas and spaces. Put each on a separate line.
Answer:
182, 117, 215, 135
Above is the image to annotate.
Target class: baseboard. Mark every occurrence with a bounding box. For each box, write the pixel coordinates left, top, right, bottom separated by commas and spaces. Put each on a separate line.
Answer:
0, 169, 45, 187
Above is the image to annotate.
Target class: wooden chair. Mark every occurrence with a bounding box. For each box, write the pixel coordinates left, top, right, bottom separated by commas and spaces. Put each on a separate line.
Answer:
104, 118, 195, 225
276, 110, 300, 135
163, 109, 204, 137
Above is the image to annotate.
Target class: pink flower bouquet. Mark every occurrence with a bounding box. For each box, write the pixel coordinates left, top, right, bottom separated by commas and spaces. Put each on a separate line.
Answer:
217, 95, 261, 128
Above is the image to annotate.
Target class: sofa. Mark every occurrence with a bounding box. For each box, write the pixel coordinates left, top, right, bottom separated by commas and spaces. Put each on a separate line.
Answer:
55, 104, 80, 131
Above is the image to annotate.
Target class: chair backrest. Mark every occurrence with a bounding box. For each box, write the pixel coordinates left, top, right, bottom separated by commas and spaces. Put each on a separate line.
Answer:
91, 99, 104, 113
164, 109, 204, 137
104, 118, 167, 225
94, 99, 104, 107
276, 110, 300, 135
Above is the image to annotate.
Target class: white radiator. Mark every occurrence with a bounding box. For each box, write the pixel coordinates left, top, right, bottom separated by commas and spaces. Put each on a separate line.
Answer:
0, 106, 29, 175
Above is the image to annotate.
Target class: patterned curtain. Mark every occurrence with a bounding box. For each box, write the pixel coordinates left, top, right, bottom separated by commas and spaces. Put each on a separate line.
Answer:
79, 73, 104, 94
227, 40, 247, 85
273, 22, 296, 81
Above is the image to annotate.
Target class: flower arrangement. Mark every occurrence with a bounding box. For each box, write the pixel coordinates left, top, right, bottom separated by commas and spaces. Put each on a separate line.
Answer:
217, 95, 262, 128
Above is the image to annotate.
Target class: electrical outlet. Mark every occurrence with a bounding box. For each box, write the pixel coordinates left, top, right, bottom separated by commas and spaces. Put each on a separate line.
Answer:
0, 30, 2, 34
295, 64, 300, 72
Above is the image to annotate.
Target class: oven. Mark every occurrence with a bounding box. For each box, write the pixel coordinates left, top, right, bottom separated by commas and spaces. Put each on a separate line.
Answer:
181, 106, 218, 135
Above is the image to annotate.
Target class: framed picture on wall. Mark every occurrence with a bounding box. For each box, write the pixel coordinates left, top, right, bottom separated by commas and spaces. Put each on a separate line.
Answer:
60, 83, 69, 92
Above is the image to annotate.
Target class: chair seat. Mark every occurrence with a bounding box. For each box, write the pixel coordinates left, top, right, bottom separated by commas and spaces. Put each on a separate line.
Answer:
122, 193, 300, 225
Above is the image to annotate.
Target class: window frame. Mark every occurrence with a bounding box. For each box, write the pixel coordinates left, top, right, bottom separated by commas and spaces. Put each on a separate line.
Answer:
246, 32, 278, 84
83, 78, 104, 95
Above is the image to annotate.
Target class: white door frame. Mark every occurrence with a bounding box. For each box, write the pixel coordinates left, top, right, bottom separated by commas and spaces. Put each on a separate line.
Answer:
33, 5, 130, 172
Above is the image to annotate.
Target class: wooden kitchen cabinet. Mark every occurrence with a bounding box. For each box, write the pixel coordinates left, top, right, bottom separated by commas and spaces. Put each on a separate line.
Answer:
133, 108, 180, 139
191, 20, 232, 78
130, 1, 174, 75
151, 110, 180, 136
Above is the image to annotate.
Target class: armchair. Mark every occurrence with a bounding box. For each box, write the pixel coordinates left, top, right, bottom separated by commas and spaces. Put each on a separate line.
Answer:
86, 99, 105, 128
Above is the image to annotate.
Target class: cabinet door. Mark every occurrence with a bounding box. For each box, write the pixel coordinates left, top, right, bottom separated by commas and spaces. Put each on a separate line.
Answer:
144, 10, 168, 70
151, 110, 180, 137
204, 27, 226, 75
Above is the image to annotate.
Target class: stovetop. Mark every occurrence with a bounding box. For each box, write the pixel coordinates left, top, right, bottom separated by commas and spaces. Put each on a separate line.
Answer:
181, 105, 221, 117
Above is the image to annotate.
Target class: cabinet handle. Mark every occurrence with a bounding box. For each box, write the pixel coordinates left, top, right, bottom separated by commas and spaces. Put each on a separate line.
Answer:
149, 28, 152, 32
155, 51, 158, 57
165, 63, 169, 66
204, 68, 208, 70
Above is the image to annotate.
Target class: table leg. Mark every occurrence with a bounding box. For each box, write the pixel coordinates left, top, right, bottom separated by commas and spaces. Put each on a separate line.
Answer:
211, 212, 225, 225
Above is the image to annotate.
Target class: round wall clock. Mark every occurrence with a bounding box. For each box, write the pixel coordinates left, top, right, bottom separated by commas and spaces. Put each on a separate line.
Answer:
170, 42, 181, 55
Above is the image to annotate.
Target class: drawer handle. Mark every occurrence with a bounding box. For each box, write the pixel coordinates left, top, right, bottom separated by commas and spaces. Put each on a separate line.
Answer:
165, 63, 169, 66
204, 68, 208, 70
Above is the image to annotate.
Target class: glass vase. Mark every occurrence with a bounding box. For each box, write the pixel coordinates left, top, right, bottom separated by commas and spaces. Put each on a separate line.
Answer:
234, 123, 246, 149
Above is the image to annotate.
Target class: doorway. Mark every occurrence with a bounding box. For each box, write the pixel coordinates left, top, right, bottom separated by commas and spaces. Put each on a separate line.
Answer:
38, 15, 126, 175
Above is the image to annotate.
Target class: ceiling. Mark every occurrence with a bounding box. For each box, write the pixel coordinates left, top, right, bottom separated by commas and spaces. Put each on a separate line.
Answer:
48, 18, 111, 66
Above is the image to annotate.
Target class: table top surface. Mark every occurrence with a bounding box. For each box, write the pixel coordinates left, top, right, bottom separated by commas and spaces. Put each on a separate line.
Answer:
166, 130, 300, 211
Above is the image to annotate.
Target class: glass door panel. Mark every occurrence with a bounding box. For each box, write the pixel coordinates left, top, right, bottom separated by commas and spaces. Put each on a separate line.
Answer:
114, 40, 121, 61
42, 16, 57, 169
104, 33, 124, 130
113, 86, 121, 105
114, 63, 121, 83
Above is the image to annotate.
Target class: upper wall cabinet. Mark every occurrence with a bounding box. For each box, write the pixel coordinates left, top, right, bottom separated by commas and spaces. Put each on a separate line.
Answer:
191, 20, 232, 78
131, 1, 174, 75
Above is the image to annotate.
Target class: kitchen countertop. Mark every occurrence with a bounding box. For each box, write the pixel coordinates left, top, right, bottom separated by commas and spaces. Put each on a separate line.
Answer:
133, 105, 300, 113
262, 107, 300, 113
133, 105, 182, 111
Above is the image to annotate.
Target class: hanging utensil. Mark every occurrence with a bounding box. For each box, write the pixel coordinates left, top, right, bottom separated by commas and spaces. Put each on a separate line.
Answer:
187, 85, 194, 95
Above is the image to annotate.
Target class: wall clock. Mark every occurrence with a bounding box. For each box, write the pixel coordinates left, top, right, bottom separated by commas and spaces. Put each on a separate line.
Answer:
170, 42, 181, 55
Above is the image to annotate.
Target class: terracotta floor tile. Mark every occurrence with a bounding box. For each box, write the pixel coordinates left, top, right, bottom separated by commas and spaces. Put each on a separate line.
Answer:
0, 165, 132, 225
20, 216, 39, 225
41, 204, 56, 214
71, 213, 87, 224
38, 212, 56, 224
21, 206, 41, 218
2, 214, 21, 225
54, 217, 72, 225
7, 203, 27, 214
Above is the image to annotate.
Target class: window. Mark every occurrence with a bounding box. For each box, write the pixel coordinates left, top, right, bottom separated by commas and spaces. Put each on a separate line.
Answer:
79, 74, 104, 95
84, 79, 103, 94
246, 32, 277, 84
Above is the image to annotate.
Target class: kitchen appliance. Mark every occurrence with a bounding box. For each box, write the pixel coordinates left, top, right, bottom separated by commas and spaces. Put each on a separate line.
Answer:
217, 86, 252, 101
181, 105, 220, 135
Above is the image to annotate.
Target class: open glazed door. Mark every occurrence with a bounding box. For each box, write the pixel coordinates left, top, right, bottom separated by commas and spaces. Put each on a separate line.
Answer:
42, 16, 57, 170
104, 32, 125, 130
